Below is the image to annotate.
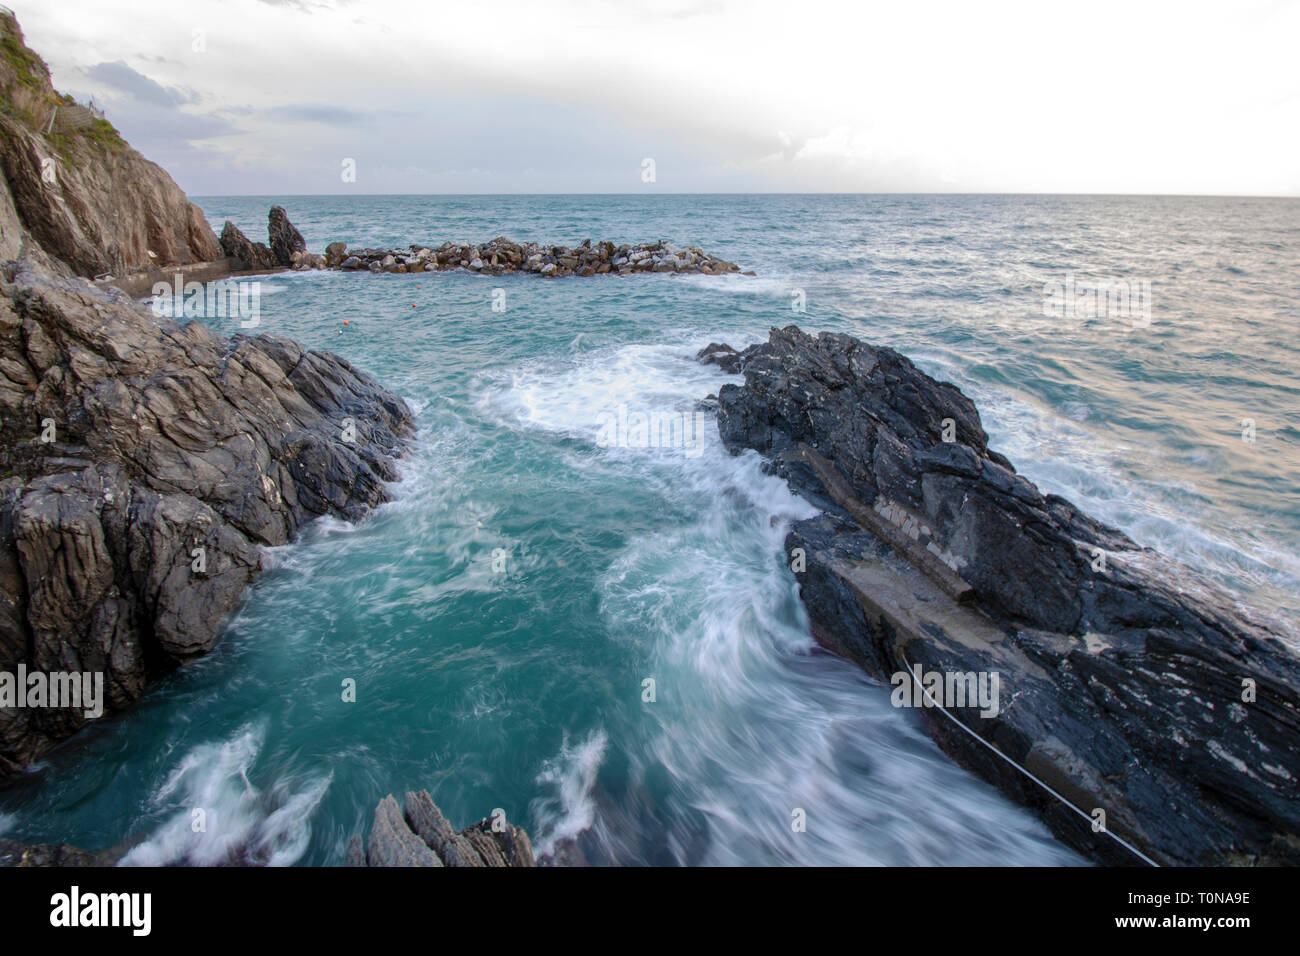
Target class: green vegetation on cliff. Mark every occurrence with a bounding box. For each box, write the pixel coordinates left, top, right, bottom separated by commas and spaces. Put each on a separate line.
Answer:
0, 10, 126, 153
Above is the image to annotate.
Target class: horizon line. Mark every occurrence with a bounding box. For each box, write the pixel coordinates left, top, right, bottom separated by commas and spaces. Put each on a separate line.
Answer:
189, 191, 1300, 200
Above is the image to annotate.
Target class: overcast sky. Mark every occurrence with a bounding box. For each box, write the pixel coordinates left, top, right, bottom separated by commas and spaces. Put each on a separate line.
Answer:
15, 0, 1300, 195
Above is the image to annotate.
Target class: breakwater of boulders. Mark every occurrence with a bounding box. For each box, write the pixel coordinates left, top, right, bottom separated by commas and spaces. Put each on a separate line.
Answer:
218, 208, 749, 277
323, 238, 747, 276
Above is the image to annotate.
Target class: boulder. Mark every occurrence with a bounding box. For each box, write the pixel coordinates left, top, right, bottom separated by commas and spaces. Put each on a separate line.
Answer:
317, 237, 750, 278
324, 241, 348, 268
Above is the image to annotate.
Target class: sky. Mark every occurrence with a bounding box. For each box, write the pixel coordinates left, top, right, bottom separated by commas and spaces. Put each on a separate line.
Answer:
13, 0, 1300, 196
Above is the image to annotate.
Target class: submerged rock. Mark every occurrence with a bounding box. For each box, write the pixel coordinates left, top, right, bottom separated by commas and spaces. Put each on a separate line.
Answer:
351, 791, 536, 867
713, 325, 1300, 866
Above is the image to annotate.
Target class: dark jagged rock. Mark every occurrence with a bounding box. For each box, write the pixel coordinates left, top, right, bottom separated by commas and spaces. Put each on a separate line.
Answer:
351, 791, 536, 867
0, 263, 415, 773
268, 205, 306, 268
714, 325, 1300, 866
218, 220, 279, 272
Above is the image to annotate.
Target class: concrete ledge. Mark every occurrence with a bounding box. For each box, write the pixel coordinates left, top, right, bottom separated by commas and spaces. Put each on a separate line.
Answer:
104, 258, 287, 298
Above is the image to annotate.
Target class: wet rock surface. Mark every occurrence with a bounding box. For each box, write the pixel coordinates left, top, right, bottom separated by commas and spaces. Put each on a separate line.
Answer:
0, 263, 415, 774
713, 325, 1300, 865
350, 791, 536, 867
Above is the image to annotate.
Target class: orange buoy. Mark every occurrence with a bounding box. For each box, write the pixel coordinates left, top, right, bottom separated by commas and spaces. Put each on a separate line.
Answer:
342, 320, 349, 325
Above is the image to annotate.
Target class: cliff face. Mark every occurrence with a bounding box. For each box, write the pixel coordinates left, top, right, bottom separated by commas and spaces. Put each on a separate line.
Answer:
0, 12, 415, 775
715, 327, 1300, 866
0, 12, 219, 277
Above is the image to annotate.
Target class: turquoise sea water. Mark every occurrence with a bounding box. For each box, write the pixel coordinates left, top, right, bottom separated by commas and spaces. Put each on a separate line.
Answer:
2, 195, 1296, 865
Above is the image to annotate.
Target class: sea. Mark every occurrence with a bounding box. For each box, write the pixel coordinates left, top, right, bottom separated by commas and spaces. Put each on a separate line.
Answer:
1, 194, 1296, 866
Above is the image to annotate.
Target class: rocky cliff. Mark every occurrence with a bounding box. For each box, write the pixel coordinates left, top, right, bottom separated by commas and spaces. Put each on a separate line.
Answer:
0, 262, 414, 773
0, 11, 220, 277
0, 11, 415, 775
713, 326, 1300, 866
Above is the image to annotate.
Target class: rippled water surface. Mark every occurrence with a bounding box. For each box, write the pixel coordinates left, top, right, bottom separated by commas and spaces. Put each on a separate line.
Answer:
2, 195, 1296, 865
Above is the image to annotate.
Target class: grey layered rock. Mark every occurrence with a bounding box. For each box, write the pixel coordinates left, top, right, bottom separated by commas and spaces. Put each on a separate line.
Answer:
366, 795, 443, 867
0, 264, 414, 773
714, 325, 1300, 866
403, 789, 485, 867
351, 790, 536, 867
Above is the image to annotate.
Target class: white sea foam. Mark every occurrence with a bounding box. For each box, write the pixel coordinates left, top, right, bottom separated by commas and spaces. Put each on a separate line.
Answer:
120, 723, 330, 867
530, 729, 608, 859
495, 335, 1080, 865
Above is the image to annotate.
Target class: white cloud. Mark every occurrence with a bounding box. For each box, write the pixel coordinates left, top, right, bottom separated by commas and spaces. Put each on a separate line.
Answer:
14, 0, 1300, 194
